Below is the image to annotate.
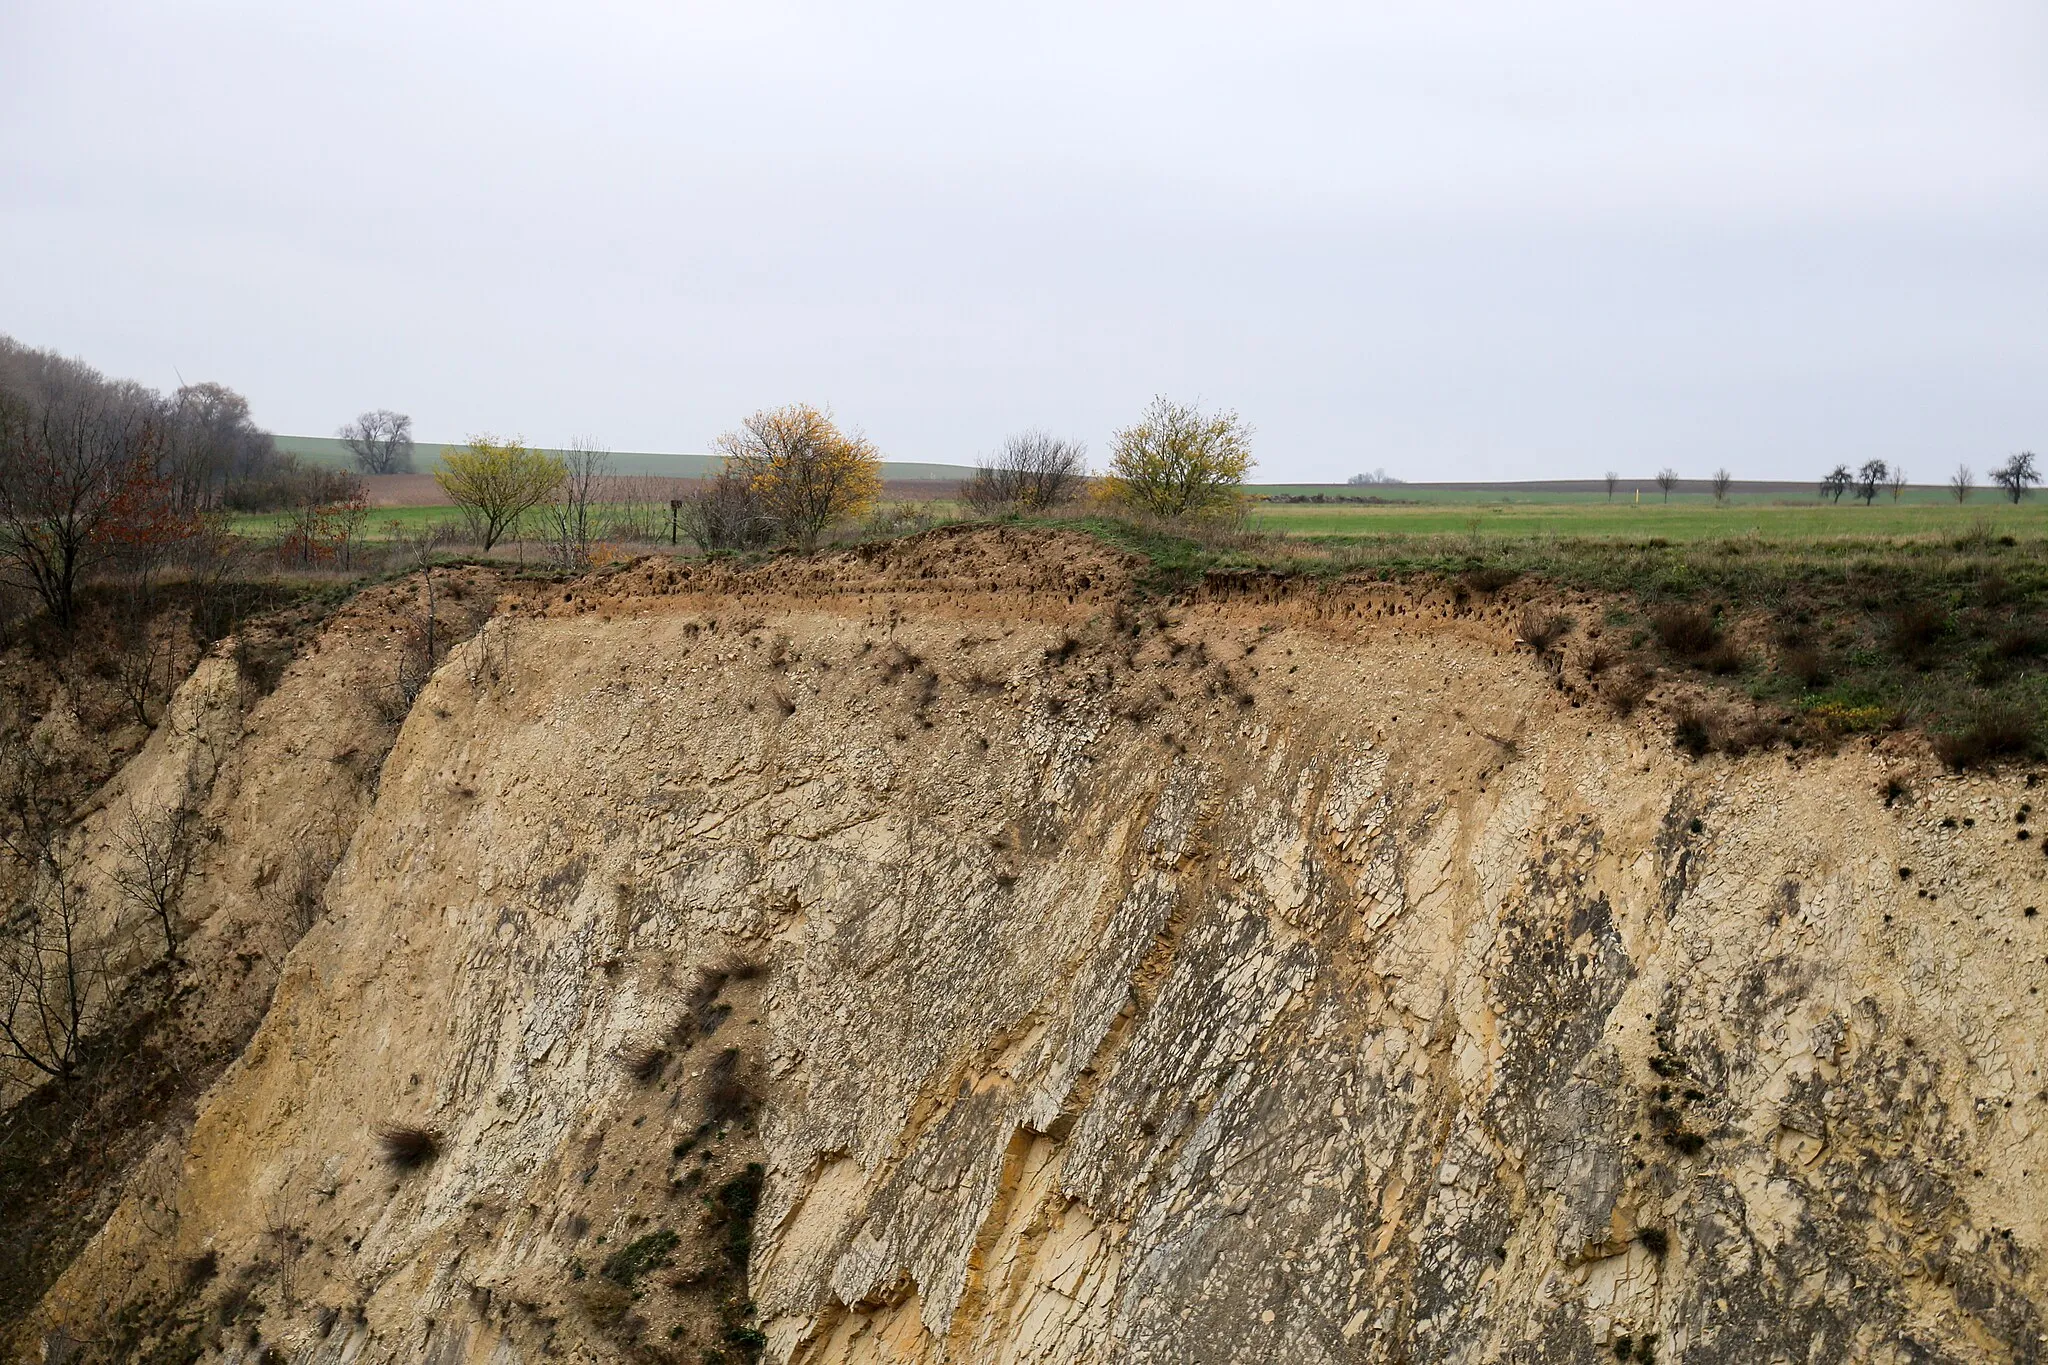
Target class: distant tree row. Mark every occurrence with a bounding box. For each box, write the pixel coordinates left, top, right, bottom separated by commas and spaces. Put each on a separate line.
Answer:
1590, 456, 2040, 508
1819, 455, 2037, 505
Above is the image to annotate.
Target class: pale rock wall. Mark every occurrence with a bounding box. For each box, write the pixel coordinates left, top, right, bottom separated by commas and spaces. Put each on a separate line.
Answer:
17, 533, 2048, 1364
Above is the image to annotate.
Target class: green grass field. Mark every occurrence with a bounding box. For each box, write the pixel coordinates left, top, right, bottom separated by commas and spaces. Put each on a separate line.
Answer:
1247, 497, 2048, 542
230, 489, 2048, 548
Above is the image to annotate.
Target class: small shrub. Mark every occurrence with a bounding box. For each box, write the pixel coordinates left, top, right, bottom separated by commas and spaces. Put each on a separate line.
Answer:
1934, 702, 2040, 769
1637, 1227, 1670, 1259
375, 1124, 442, 1169
712, 1163, 767, 1273
601, 1228, 679, 1287
1805, 700, 1887, 735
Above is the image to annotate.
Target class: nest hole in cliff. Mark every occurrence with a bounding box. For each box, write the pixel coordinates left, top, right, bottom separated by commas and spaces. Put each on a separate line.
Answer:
375, 1123, 442, 1169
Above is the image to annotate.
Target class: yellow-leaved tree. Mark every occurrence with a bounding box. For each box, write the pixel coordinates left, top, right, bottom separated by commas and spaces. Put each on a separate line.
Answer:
1105, 396, 1254, 519
435, 436, 566, 550
714, 404, 881, 553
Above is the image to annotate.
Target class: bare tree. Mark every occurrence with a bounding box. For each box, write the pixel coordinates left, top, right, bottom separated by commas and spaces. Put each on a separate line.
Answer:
1992, 451, 2040, 504
0, 846, 101, 1081
1711, 469, 1733, 504
391, 528, 446, 705
1820, 465, 1851, 503
1654, 469, 1678, 502
338, 410, 415, 475
1887, 467, 1909, 502
110, 623, 178, 728
1950, 464, 1974, 503
1855, 459, 1888, 506
679, 469, 778, 553
540, 440, 613, 567
0, 349, 172, 629
961, 430, 1087, 514
1604, 471, 1619, 500
112, 802, 200, 962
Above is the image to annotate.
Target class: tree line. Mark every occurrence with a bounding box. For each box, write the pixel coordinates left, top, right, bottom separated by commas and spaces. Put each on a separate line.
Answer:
426, 395, 1259, 561
0, 335, 367, 627
1593, 456, 2041, 506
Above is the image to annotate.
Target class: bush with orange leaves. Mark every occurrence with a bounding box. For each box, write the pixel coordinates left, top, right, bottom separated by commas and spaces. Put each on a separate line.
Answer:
713, 404, 881, 553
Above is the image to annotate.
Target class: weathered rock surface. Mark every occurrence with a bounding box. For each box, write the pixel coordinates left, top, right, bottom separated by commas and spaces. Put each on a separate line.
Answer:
11, 530, 2047, 1363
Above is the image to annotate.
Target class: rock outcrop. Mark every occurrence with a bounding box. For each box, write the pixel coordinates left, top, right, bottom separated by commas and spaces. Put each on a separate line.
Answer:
10, 530, 2046, 1363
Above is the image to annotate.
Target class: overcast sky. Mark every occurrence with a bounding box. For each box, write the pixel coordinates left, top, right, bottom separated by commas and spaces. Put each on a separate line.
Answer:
3, 2, 2043, 481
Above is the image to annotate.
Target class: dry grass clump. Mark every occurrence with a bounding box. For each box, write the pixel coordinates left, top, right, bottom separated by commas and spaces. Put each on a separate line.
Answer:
619, 1042, 669, 1084
877, 642, 924, 682
1886, 600, 1948, 665
672, 951, 767, 1048
1652, 604, 1744, 675
703, 1047, 758, 1124
1777, 643, 1831, 689
1602, 664, 1655, 717
375, 1124, 442, 1169
1993, 623, 2048, 661
1462, 566, 1519, 596
1517, 607, 1573, 655
1651, 605, 1719, 657
1934, 702, 2040, 770
717, 950, 767, 982
1670, 700, 1777, 758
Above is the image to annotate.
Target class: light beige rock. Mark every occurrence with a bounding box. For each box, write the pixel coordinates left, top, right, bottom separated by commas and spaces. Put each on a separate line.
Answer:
12, 531, 2047, 1365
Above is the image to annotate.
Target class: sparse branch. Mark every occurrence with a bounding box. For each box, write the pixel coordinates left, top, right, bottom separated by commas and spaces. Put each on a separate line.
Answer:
539, 439, 613, 568
961, 430, 1086, 514
112, 801, 200, 962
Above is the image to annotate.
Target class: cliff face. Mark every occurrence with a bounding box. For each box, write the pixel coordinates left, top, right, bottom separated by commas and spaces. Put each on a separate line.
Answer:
13, 530, 2048, 1364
